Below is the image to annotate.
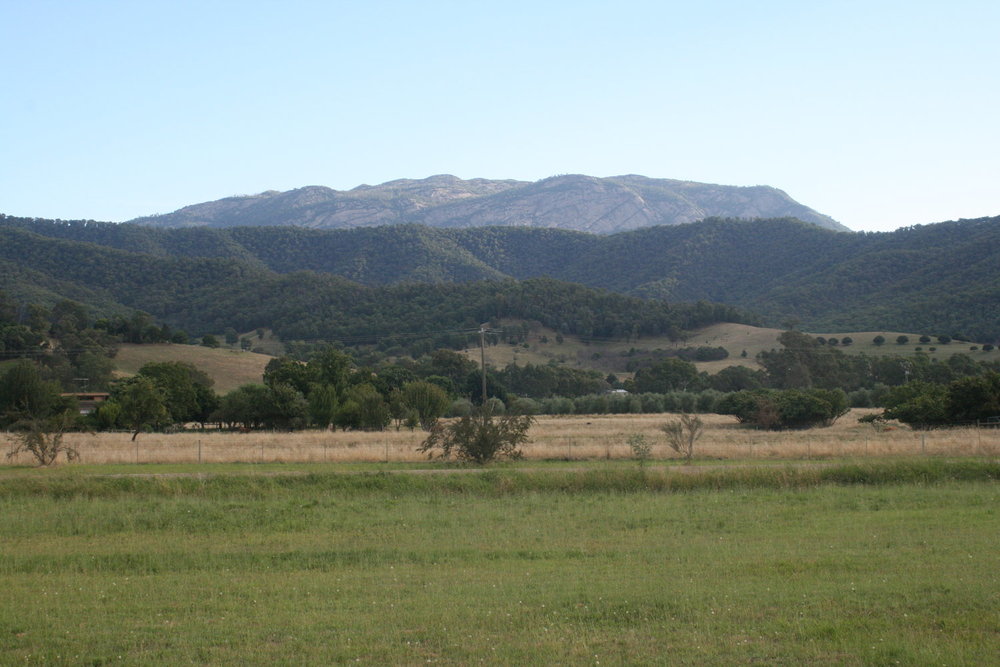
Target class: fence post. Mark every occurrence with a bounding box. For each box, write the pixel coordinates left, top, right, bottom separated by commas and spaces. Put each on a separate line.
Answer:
198, 439, 202, 464
921, 433, 926, 455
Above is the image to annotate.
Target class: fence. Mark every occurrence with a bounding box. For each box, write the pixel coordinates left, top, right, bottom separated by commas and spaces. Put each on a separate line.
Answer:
4, 412, 1000, 466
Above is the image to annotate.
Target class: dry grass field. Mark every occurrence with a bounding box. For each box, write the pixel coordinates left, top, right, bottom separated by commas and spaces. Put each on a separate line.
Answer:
461, 321, 1000, 377
113, 343, 273, 393
6, 409, 998, 466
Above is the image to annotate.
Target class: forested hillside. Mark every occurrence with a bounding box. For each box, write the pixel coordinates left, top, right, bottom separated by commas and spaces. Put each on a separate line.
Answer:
4, 213, 998, 340
0, 222, 745, 350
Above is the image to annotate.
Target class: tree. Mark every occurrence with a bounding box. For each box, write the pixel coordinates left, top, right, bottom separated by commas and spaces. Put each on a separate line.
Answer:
138, 361, 217, 425
335, 384, 390, 431
400, 381, 450, 430
709, 365, 765, 392
113, 376, 169, 440
201, 334, 220, 348
307, 383, 339, 429
660, 413, 703, 463
881, 382, 950, 428
0, 360, 71, 427
214, 384, 272, 430
418, 407, 534, 464
6, 411, 81, 466
633, 358, 701, 393
873, 335, 885, 346
627, 433, 652, 466
224, 327, 239, 345
717, 388, 848, 430
896, 335, 910, 345
263, 357, 313, 395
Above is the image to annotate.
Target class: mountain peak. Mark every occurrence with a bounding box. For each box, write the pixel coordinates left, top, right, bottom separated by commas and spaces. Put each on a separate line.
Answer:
130, 175, 848, 233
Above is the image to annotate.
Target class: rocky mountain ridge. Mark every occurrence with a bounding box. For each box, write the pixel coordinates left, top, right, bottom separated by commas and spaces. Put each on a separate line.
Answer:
130, 174, 848, 233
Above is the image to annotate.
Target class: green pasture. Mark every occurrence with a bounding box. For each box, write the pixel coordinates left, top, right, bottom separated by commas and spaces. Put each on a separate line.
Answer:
1, 462, 998, 664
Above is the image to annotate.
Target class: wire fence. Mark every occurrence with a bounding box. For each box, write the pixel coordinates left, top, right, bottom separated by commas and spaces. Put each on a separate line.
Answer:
5, 413, 999, 466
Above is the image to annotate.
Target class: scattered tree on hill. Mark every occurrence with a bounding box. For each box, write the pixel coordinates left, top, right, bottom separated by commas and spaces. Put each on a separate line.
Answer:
873, 335, 885, 346
896, 335, 909, 345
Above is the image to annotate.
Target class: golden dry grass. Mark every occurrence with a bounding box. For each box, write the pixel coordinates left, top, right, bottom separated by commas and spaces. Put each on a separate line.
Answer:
459, 321, 999, 377
5, 409, 998, 466
114, 343, 273, 393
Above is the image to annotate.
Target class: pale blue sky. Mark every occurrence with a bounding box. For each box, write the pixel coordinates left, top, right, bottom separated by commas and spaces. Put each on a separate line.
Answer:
2, 1, 997, 231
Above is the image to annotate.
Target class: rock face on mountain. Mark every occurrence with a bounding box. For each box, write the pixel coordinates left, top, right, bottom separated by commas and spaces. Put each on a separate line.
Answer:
131, 174, 848, 233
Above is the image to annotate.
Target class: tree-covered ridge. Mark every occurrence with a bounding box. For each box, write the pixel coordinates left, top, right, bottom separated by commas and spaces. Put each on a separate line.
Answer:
5, 213, 999, 339
0, 222, 747, 349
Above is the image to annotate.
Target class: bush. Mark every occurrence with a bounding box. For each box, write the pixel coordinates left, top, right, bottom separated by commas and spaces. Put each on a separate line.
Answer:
661, 413, 703, 462
418, 407, 534, 464
717, 388, 848, 430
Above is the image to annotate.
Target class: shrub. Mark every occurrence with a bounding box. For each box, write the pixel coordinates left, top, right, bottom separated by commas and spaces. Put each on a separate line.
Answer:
5, 412, 81, 466
627, 433, 652, 466
418, 407, 534, 464
661, 413, 703, 462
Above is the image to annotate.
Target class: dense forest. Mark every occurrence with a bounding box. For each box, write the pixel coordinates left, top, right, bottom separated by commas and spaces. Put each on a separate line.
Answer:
3, 213, 998, 341
0, 222, 747, 353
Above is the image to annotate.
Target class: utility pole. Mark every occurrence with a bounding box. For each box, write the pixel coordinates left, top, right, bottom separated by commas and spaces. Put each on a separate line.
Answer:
480, 326, 488, 407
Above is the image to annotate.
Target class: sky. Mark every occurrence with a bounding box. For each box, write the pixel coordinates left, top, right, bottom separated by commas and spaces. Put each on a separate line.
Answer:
2, 1, 997, 232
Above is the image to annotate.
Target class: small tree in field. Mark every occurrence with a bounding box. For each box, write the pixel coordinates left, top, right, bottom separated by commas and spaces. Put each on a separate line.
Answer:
660, 413, 703, 463
418, 407, 534, 464
627, 433, 652, 466
6, 411, 80, 466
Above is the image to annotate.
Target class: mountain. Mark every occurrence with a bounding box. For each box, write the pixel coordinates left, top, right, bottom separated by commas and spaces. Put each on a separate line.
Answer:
128, 174, 848, 233
2, 214, 998, 341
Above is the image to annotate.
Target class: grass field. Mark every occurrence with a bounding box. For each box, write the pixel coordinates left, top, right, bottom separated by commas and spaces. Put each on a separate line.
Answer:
5, 410, 998, 466
113, 344, 273, 393
1, 463, 998, 664
462, 322, 1000, 377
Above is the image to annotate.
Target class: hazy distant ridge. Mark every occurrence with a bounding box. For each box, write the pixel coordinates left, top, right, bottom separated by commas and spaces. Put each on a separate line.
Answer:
129, 174, 847, 233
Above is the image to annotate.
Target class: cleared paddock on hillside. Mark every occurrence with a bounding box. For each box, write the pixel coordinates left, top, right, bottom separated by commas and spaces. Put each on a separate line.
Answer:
5, 409, 998, 466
